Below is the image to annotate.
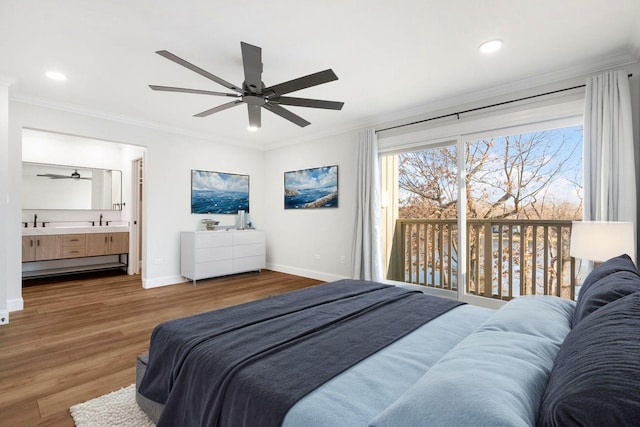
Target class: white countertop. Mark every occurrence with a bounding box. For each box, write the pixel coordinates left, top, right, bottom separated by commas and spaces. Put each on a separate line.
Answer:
22, 222, 130, 236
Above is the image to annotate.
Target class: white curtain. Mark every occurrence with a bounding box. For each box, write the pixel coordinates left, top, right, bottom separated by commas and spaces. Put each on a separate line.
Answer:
584, 70, 636, 225
352, 128, 383, 281
583, 70, 637, 262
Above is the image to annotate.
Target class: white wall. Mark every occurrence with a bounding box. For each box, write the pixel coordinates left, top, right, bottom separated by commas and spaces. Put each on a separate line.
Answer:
5, 101, 265, 311
263, 131, 357, 282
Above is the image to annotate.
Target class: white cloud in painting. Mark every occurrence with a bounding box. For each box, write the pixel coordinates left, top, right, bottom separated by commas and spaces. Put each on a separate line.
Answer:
192, 171, 248, 192
285, 166, 337, 190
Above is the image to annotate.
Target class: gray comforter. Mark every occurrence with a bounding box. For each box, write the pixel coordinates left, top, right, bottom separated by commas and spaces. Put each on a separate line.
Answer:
138, 279, 463, 427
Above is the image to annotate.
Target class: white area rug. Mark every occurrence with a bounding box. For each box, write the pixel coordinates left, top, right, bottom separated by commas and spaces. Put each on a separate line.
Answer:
70, 384, 155, 427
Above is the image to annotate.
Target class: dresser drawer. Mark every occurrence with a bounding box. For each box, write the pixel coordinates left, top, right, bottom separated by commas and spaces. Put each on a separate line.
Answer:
234, 230, 265, 245
233, 255, 265, 272
195, 246, 233, 263
234, 243, 265, 258
194, 232, 233, 248
194, 260, 234, 278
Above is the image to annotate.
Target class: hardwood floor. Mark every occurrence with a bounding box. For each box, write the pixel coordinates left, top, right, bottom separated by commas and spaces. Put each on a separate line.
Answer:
0, 270, 322, 426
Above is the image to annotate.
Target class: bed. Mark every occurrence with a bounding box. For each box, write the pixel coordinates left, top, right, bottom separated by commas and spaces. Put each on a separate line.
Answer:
136, 254, 640, 426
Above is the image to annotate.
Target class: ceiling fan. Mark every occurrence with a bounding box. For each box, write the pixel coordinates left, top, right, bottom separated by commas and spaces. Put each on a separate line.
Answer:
37, 169, 91, 180
149, 42, 344, 129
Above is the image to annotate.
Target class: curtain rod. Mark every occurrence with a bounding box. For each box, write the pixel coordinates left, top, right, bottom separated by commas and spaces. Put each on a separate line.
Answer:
375, 73, 633, 134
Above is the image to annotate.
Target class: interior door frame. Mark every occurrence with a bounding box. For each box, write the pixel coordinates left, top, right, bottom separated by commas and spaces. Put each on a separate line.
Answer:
130, 156, 144, 275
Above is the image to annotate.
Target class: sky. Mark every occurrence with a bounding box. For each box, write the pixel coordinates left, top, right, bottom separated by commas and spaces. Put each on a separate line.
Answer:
285, 165, 338, 190
192, 170, 249, 192
397, 124, 583, 209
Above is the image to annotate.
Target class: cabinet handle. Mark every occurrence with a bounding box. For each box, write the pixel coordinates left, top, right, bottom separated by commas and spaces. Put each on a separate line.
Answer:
105, 236, 108, 243
69, 250, 79, 254
37, 239, 40, 246
70, 239, 79, 242
110, 236, 113, 242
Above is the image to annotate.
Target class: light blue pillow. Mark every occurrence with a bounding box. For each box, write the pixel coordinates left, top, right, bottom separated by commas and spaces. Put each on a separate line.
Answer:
369, 296, 574, 427
476, 295, 574, 344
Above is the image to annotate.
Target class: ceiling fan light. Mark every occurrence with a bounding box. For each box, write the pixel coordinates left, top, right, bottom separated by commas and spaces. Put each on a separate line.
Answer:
479, 39, 503, 54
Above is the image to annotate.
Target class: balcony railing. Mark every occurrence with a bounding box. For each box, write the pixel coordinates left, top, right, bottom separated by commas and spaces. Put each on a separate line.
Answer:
387, 219, 577, 301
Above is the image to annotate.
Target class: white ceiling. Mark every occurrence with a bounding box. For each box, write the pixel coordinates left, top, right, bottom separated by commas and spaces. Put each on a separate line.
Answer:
2, 0, 640, 150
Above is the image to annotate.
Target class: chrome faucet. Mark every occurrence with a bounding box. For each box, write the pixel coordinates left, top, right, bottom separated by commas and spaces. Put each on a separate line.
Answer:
99, 214, 103, 226
33, 213, 38, 228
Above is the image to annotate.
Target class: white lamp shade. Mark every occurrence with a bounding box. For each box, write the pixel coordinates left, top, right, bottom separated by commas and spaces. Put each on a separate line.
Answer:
570, 221, 636, 262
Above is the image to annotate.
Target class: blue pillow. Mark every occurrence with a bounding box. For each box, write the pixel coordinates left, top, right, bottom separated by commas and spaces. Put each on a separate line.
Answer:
572, 254, 640, 327
537, 292, 640, 426
369, 296, 574, 427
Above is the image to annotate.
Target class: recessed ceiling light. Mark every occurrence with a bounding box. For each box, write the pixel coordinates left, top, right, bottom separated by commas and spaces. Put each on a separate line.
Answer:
479, 39, 503, 54
248, 126, 259, 132
45, 71, 67, 81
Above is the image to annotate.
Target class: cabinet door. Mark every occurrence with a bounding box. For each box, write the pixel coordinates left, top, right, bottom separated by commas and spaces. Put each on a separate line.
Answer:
22, 236, 36, 262
108, 232, 129, 254
86, 233, 109, 256
36, 235, 63, 261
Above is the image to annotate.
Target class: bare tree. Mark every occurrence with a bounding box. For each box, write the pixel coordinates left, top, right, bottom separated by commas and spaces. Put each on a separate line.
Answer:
395, 128, 582, 298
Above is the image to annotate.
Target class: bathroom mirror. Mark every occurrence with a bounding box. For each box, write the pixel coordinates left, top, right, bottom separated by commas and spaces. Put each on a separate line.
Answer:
22, 162, 123, 210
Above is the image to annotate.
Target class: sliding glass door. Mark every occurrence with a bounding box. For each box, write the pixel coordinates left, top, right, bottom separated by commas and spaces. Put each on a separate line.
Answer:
381, 120, 584, 303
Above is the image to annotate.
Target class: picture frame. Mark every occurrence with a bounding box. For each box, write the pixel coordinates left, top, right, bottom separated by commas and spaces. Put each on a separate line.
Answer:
191, 169, 249, 214
284, 165, 338, 209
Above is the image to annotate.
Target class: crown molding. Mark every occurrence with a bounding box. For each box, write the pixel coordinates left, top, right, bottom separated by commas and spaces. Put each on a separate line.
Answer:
369, 50, 640, 133
10, 94, 264, 151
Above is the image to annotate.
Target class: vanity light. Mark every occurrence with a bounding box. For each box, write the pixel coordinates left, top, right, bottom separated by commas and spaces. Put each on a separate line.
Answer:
45, 71, 67, 81
479, 39, 503, 54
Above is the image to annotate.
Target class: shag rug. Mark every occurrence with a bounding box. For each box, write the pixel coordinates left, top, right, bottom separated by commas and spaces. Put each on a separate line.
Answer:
70, 384, 155, 427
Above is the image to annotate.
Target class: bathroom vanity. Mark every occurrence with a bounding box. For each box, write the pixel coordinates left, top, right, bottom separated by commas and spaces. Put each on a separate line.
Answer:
22, 224, 129, 278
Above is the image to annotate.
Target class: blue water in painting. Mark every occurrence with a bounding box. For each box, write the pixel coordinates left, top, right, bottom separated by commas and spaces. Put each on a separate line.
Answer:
285, 186, 338, 209
192, 189, 249, 214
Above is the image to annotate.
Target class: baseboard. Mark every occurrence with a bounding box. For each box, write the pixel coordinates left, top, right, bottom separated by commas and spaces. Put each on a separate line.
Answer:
8, 297, 24, 312
267, 263, 349, 283
142, 275, 186, 289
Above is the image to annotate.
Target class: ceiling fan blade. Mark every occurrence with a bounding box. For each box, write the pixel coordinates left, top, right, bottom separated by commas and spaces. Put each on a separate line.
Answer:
240, 42, 263, 94
37, 174, 68, 179
149, 85, 240, 97
263, 69, 338, 97
263, 103, 311, 127
247, 104, 261, 128
155, 50, 243, 94
268, 96, 344, 110
194, 100, 244, 117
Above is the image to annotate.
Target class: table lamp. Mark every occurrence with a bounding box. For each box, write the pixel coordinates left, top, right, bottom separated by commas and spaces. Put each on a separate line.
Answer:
570, 221, 636, 263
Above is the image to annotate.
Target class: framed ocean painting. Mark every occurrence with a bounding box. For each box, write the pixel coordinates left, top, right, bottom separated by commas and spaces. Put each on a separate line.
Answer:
191, 169, 249, 214
284, 165, 338, 209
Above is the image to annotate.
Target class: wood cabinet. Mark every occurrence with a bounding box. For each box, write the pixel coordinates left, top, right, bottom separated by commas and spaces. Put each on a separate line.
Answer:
181, 230, 266, 284
86, 232, 129, 256
22, 235, 63, 262
63, 234, 87, 258
22, 231, 130, 278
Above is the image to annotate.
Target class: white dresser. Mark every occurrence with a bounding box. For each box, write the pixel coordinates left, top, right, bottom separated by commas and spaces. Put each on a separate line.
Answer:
180, 229, 266, 284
